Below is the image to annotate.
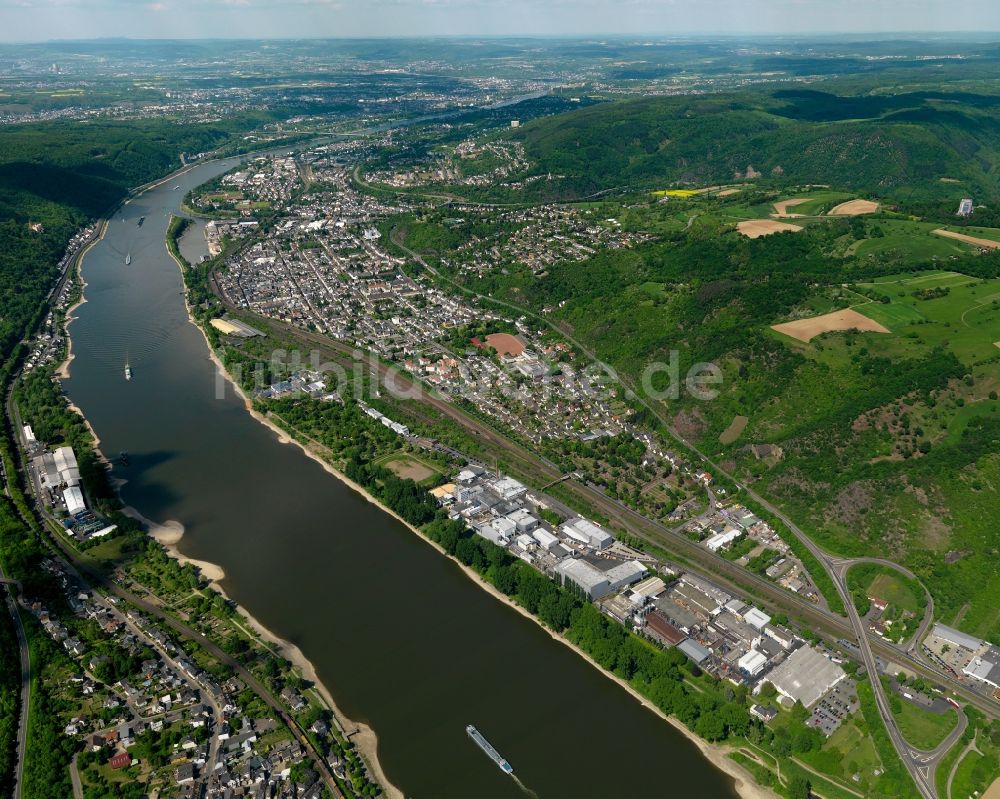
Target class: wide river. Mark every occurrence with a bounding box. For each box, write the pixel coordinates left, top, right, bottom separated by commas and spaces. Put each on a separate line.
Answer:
64, 158, 741, 799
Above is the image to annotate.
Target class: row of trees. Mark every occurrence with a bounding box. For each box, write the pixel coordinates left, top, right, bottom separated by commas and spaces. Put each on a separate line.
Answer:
0, 581, 19, 798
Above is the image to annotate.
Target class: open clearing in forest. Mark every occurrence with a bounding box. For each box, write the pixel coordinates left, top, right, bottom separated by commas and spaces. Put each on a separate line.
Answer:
719, 415, 749, 445
932, 228, 1000, 250
828, 199, 880, 216
771, 308, 890, 342
380, 455, 438, 482
737, 219, 803, 239
772, 198, 812, 217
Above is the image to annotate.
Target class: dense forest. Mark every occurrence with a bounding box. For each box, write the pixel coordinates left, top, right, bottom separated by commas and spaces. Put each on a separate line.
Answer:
508, 89, 1000, 201
0, 116, 267, 373
0, 585, 19, 799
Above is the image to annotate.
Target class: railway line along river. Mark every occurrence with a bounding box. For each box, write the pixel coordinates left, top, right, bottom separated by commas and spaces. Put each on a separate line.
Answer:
62, 155, 745, 799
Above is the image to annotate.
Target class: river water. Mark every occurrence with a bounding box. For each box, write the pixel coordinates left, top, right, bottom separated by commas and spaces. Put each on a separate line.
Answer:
63, 159, 740, 799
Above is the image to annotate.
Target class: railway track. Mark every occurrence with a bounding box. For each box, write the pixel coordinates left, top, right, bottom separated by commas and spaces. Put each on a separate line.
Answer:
215, 303, 999, 720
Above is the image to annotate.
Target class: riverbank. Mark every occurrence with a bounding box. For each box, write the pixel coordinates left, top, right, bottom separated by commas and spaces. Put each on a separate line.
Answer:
180, 275, 779, 799
123, 499, 393, 798
163, 237, 403, 799
230, 377, 779, 799
56, 218, 107, 381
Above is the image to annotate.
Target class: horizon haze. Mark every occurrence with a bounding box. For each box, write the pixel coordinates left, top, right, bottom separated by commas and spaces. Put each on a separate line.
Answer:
5, 0, 1000, 43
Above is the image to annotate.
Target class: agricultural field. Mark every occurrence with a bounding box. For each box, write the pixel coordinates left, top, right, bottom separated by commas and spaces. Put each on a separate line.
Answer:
828, 199, 880, 216
737, 219, 803, 239
856, 271, 1000, 364
771, 308, 890, 343
723, 190, 856, 221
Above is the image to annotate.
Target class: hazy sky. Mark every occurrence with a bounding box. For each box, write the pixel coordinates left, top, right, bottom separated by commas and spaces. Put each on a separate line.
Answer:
5, 0, 1000, 42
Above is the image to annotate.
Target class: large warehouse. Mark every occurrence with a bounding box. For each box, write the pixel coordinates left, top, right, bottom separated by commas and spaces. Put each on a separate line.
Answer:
762, 645, 846, 708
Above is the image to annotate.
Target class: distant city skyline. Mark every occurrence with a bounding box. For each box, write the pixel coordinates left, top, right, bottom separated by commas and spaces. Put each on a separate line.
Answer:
4, 0, 1000, 43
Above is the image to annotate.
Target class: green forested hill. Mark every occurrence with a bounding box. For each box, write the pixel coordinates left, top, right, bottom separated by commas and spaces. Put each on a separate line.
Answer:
408, 190, 1000, 642
511, 89, 1000, 200
0, 119, 250, 370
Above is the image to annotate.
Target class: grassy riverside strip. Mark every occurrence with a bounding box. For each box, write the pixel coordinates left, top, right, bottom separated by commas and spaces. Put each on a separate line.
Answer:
164, 227, 400, 799
166, 215, 193, 267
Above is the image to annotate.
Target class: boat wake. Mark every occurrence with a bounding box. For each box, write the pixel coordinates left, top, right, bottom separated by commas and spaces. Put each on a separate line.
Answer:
512, 776, 538, 798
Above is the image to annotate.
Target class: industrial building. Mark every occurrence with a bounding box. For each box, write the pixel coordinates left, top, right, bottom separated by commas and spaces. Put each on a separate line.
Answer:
555, 557, 646, 600
678, 638, 711, 665
531, 528, 560, 551
561, 517, 614, 550
738, 649, 768, 678
63, 486, 87, 515
555, 557, 610, 600
705, 527, 742, 552
644, 610, 687, 646
507, 508, 539, 533
929, 623, 982, 653
762, 645, 846, 708
963, 646, 1000, 689
630, 576, 666, 603
744, 607, 771, 631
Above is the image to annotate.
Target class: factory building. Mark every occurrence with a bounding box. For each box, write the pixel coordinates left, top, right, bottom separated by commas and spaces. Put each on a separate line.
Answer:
762, 645, 846, 708
556, 557, 610, 600
678, 638, 711, 665
506, 508, 539, 533
561, 517, 614, 550
477, 517, 516, 547
705, 527, 742, 552
555, 557, 645, 600
531, 528, 560, 551
605, 560, 647, 591
630, 576, 666, 603
63, 486, 87, 515
644, 610, 686, 647
963, 646, 1000, 689
744, 608, 771, 631
738, 649, 768, 677
489, 476, 528, 501
53, 446, 81, 487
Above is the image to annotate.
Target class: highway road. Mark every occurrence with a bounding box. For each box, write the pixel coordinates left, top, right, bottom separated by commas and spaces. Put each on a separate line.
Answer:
827, 557, 937, 799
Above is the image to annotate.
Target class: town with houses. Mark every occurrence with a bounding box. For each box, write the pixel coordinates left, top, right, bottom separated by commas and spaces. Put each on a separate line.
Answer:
23, 553, 374, 799
213, 147, 641, 444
